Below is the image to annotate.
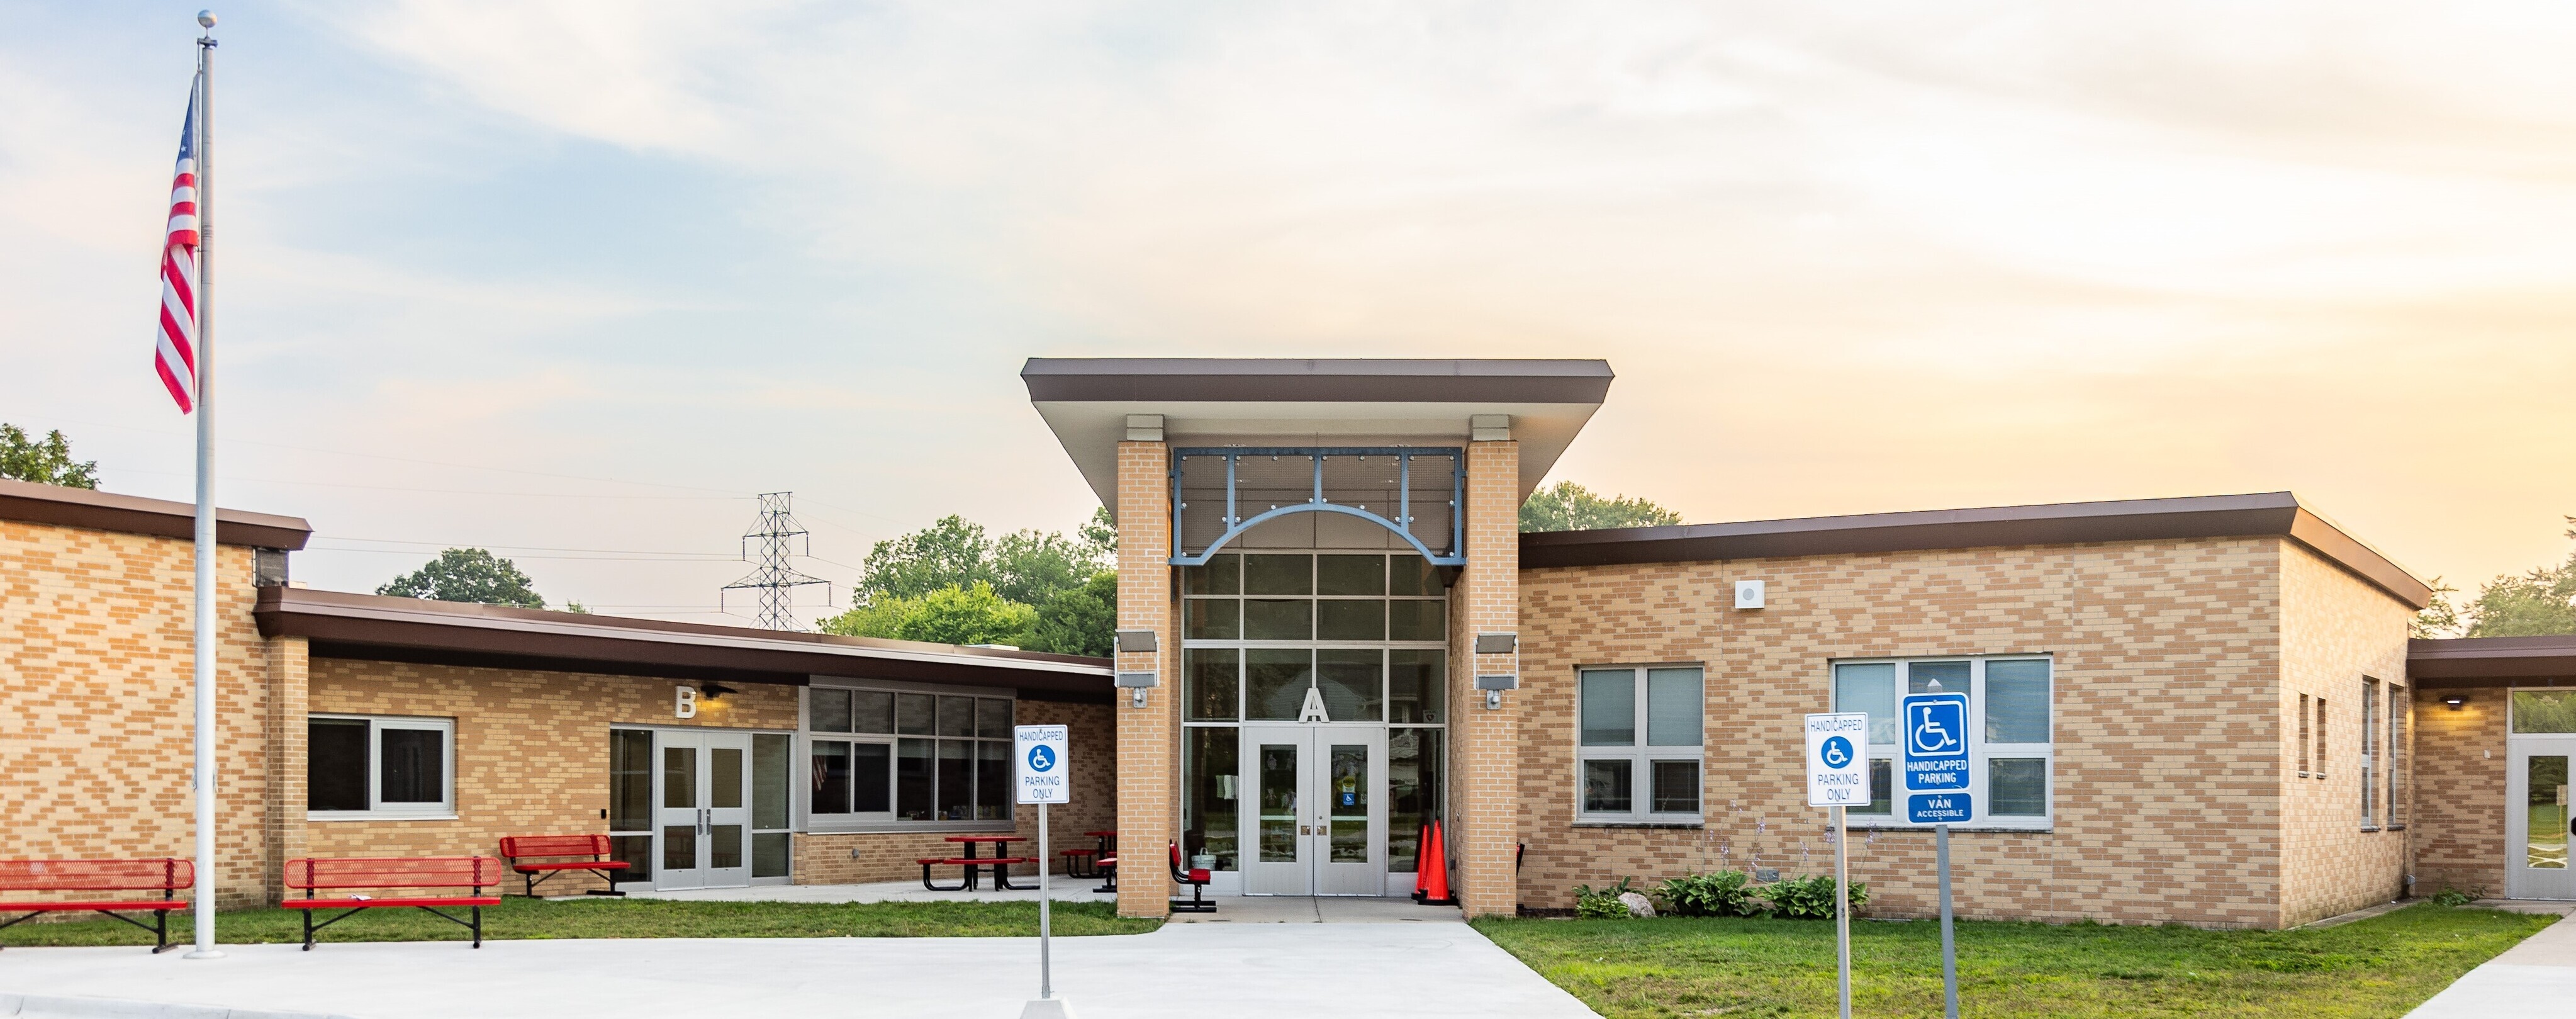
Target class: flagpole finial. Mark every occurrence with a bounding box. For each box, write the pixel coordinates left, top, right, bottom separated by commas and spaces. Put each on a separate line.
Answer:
197, 10, 216, 29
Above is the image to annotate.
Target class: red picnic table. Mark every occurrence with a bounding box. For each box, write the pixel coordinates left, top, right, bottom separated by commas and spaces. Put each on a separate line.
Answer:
916, 835, 1031, 892
1060, 830, 1117, 879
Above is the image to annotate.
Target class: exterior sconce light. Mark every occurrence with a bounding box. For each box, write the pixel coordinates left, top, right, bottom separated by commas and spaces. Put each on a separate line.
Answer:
1476, 674, 1518, 711
2442, 694, 2468, 711
1116, 629, 1159, 653
1116, 671, 1159, 709
698, 682, 736, 702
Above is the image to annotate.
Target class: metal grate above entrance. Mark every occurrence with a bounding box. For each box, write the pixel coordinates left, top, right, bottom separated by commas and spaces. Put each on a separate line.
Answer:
1171, 448, 1464, 566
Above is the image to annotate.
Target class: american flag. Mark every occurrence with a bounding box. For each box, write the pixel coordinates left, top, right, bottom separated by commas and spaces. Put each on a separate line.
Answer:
155, 79, 201, 413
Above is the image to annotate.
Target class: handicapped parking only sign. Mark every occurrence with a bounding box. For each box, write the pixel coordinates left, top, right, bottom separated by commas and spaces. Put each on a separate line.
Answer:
1805, 712, 1870, 808
1900, 691, 1976, 825
1014, 724, 1070, 805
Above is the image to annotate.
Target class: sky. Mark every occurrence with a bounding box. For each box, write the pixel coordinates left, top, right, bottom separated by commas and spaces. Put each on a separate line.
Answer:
4, 1, 2573, 626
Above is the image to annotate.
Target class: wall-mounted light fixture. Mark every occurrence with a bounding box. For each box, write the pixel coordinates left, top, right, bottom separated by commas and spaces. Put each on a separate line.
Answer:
1474, 633, 1518, 655
1116, 629, 1160, 653
1116, 670, 1159, 709
698, 682, 737, 702
2442, 694, 2468, 711
1476, 673, 1518, 711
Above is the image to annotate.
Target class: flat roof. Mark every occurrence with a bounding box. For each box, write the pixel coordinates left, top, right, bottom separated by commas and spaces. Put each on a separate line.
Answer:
2407, 634, 2576, 685
1520, 491, 2434, 609
257, 587, 1114, 701
1024, 357, 1613, 509
0, 477, 311, 549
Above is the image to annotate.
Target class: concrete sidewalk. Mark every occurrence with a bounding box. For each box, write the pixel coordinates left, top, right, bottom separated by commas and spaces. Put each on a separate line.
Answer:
2405, 904, 2575, 1017
0, 921, 1595, 1019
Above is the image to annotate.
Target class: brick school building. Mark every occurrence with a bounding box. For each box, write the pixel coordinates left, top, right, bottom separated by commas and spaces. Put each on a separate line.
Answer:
7, 357, 2572, 928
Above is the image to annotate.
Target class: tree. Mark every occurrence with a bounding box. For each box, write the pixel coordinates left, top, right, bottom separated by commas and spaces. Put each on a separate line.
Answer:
1024, 571, 1116, 656
857, 515, 993, 601
818, 582, 1036, 647
992, 527, 1109, 607
1518, 481, 1682, 532
2420, 517, 2576, 639
377, 548, 547, 609
0, 424, 99, 489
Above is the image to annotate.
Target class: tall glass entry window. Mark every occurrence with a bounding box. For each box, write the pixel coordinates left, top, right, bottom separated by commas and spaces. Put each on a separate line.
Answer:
1182, 551, 1447, 886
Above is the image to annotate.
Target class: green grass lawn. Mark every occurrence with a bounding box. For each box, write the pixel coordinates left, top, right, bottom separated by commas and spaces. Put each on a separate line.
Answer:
1474, 903, 2555, 1018
4, 896, 1158, 949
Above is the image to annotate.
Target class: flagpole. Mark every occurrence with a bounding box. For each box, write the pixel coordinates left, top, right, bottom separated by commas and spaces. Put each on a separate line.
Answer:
185, 8, 223, 961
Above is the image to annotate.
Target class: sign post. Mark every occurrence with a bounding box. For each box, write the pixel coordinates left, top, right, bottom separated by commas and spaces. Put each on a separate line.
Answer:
1806, 712, 1868, 1019
1014, 724, 1072, 1019
1900, 689, 1975, 1019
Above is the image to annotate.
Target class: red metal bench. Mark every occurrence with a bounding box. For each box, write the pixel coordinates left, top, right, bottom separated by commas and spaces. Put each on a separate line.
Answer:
283, 857, 502, 950
0, 859, 194, 953
497, 835, 629, 898
916, 856, 1035, 892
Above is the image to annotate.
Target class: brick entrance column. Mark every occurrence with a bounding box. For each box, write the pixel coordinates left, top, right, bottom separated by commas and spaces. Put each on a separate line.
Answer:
1113, 439, 1176, 918
1448, 439, 1520, 917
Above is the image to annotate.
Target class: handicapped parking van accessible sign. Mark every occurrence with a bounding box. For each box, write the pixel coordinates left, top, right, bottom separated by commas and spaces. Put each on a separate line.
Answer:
1899, 690, 1978, 826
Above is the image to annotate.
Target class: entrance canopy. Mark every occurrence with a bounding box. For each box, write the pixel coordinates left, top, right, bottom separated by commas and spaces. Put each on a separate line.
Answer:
1022, 358, 1613, 513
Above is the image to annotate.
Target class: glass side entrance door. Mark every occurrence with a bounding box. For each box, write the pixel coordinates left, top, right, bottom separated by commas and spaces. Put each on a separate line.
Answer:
653, 729, 753, 891
1239, 724, 1386, 896
2507, 736, 2576, 900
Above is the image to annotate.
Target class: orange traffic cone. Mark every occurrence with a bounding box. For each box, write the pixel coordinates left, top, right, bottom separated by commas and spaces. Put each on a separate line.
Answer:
1410, 823, 1432, 902
1417, 819, 1457, 906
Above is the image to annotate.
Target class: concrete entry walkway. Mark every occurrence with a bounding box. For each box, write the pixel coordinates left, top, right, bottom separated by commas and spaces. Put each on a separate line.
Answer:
614, 879, 1107, 904
2406, 903, 2574, 1017
1166, 894, 1464, 923
0, 921, 1590, 1019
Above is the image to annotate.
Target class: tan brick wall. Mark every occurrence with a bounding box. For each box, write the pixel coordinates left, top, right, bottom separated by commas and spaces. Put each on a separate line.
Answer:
2412, 684, 2509, 896
1444, 440, 1519, 916
2276, 541, 2414, 926
2, 519, 277, 908
1112, 439, 1175, 916
1516, 536, 2320, 928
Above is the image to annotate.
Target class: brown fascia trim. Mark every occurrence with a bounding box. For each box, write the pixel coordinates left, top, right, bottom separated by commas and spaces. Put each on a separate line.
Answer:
0, 477, 311, 549
2407, 635, 2576, 682
257, 587, 1113, 699
1020, 357, 1615, 404
1520, 492, 2434, 609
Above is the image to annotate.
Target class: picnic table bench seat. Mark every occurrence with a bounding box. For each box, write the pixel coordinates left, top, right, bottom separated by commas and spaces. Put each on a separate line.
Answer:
0, 859, 194, 952
916, 855, 1034, 893
284, 857, 502, 950
498, 835, 629, 897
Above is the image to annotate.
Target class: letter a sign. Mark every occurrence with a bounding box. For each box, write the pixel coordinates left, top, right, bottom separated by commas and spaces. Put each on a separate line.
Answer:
1805, 712, 1869, 808
1015, 724, 1070, 805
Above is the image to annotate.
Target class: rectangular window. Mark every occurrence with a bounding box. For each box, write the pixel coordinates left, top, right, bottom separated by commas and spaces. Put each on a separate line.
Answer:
2314, 697, 2328, 778
1575, 665, 1705, 822
2298, 693, 2311, 777
608, 729, 652, 881
2361, 678, 2379, 828
807, 686, 1012, 828
1831, 656, 2054, 830
307, 714, 455, 818
2389, 685, 2407, 830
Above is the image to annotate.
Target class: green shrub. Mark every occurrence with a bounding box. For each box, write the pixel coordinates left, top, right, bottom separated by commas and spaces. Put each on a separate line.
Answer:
1574, 877, 1640, 919
1760, 874, 1868, 920
1658, 870, 1759, 918
2430, 887, 2480, 908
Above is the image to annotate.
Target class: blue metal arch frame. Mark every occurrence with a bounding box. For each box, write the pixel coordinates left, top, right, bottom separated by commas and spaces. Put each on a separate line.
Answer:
1168, 447, 1465, 566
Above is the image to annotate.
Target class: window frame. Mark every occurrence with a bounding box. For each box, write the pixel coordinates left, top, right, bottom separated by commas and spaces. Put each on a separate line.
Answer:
800, 680, 1017, 834
1572, 663, 1706, 826
2387, 683, 2407, 831
306, 713, 457, 821
2360, 677, 2380, 831
1831, 655, 2055, 832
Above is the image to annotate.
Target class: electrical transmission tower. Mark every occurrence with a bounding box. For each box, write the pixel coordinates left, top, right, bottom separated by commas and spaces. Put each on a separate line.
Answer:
722, 492, 830, 630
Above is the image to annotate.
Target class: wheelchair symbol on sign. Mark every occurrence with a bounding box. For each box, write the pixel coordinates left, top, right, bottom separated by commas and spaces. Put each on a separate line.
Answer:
1909, 705, 1961, 754
1026, 745, 1057, 772
1820, 736, 1854, 769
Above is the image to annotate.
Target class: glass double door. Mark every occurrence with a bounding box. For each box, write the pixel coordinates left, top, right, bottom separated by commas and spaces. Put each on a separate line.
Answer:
1241, 724, 1385, 896
2509, 736, 2576, 900
656, 729, 753, 891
